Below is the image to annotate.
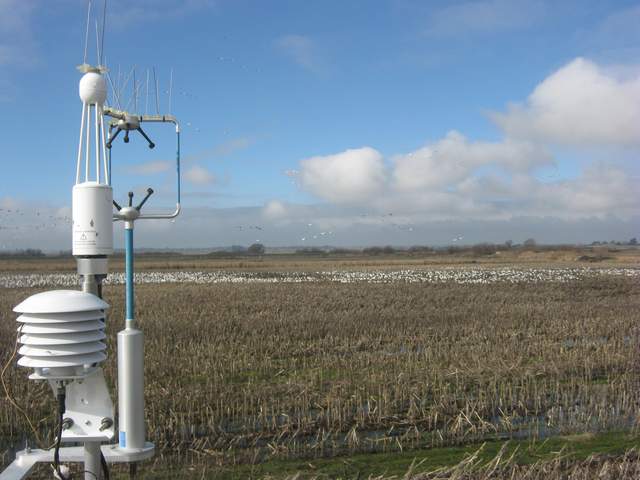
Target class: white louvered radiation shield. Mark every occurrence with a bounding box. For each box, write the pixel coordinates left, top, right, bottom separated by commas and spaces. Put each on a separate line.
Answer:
14, 290, 110, 379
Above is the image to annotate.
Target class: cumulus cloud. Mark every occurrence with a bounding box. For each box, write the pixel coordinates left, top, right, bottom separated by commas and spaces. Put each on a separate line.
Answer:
490, 58, 640, 146
392, 131, 552, 191
278, 58, 632, 221
184, 165, 216, 185
298, 147, 387, 204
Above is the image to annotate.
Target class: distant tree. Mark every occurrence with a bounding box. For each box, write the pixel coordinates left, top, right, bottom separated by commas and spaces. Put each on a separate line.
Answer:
247, 243, 265, 255
296, 247, 325, 255
523, 238, 537, 248
472, 243, 496, 255
630, 238, 638, 246
408, 245, 434, 254
230, 245, 247, 253
330, 248, 359, 255
504, 240, 513, 249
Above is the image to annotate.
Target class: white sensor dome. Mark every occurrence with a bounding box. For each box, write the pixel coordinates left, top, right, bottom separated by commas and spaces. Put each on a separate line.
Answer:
79, 72, 107, 105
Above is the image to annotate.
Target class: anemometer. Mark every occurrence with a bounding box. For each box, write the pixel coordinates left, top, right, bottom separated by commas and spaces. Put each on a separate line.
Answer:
1, 2, 180, 479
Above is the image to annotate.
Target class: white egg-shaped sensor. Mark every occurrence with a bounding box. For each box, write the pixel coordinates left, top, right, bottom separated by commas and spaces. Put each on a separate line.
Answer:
79, 71, 107, 105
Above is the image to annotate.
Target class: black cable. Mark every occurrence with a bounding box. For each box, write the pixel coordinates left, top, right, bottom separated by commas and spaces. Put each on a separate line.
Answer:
53, 384, 69, 480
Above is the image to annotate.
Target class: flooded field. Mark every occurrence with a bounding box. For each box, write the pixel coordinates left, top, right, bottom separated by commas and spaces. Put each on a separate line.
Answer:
1, 255, 639, 477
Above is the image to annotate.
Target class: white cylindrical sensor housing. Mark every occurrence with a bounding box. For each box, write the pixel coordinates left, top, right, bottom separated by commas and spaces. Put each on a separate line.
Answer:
118, 328, 146, 450
72, 182, 113, 256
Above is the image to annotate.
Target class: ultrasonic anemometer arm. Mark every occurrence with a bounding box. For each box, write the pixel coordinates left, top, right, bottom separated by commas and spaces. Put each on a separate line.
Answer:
107, 107, 182, 221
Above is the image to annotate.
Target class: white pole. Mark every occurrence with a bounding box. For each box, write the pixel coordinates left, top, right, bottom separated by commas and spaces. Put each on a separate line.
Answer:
94, 103, 100, 183
76, 103, 86, 184
99, 105, 108, 184
85, 105, 91, 182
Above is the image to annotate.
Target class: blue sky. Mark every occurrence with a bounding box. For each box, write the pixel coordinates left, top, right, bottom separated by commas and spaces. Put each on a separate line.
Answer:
0, 0, 638, 250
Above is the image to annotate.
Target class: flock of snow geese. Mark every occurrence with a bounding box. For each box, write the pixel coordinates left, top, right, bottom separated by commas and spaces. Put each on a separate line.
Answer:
1, 267, 637, 289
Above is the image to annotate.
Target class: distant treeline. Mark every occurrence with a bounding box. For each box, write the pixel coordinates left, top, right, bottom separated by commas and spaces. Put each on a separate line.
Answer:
0, 248, 47, 258
1, 238, 636, 258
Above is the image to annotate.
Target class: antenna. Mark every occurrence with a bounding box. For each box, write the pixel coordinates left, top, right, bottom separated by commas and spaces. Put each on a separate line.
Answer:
106, 70, 122, 109
153, 66, 160, 114
145, 68, 149, 115
100, 0, 107, 66
95, 20, 100, 67
82, 1, 91, 66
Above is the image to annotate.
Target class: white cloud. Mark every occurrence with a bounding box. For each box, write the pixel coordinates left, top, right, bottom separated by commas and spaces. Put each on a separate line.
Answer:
289, 58, 637, 222
298, 147, 387, 204
425, 0, 544, 36
184, 165, 215, 185
262, 200, 288, 221
490, 58, 640, 146
294, 137, 635, 221
275, 34, 322, 72
392, 131, 552, 192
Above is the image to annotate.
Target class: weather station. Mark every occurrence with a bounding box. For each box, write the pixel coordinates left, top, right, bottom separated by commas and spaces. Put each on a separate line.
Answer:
0, 1, 181, 479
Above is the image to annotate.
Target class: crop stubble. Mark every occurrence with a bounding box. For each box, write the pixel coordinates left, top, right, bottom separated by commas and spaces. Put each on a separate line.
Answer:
1, 270, 639, 471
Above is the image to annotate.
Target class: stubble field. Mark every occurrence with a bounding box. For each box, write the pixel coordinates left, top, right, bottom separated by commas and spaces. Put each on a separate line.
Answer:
1, 250, 640, 478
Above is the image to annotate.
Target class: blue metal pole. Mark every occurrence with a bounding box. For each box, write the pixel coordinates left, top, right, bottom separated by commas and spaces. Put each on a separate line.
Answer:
125, 226, 134, 322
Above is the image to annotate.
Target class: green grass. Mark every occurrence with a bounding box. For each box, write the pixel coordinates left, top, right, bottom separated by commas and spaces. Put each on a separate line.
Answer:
127, 431, 640, 479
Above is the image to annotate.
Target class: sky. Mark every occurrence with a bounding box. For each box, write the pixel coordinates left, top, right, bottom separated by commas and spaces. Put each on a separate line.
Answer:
0, 0, 638, 250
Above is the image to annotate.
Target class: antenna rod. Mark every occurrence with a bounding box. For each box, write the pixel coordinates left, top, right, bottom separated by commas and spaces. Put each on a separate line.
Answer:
153, 67, 159, 114
133, 68, 137, 112
119, 66, 135, 103
95, 20, 101, 67
100, 0, 107, 66
145, 69, 149, 115
83, 1, 92, 65
106, 72, 122, 109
